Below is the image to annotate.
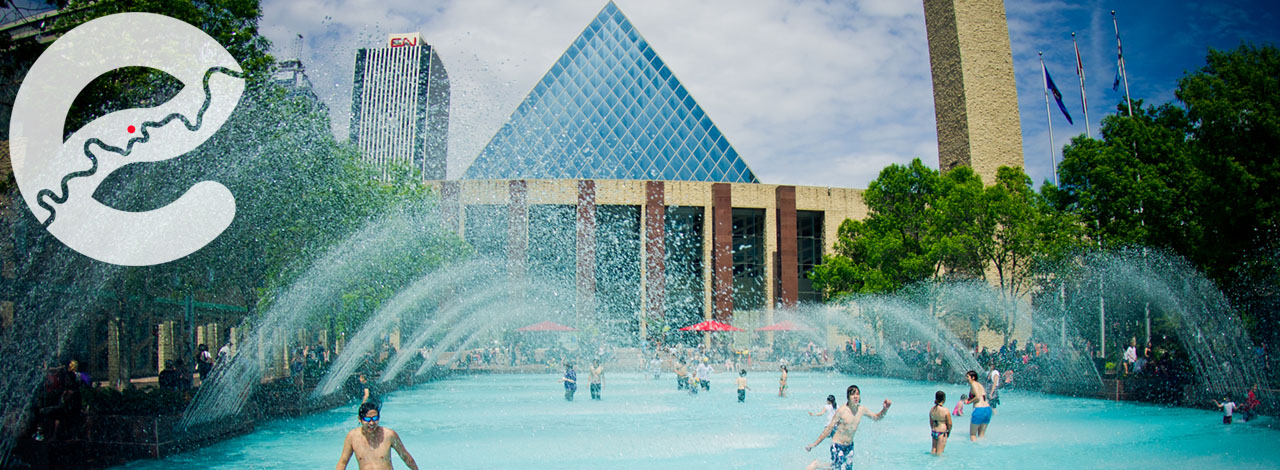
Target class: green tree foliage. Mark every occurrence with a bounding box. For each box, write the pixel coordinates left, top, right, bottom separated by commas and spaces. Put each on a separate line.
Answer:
811, 159, 1079, 335
2, 0, 465, 355
1056, 43, 1280, 341
1, 0, 274, 137
810, 159, 940, 297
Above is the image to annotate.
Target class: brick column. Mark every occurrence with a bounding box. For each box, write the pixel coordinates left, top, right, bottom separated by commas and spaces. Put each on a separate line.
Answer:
711, 183, 733, 322
644, 181, 666, 326
576, 180, 597, 321
508, 180, 528, 275
775, 186, 798, 308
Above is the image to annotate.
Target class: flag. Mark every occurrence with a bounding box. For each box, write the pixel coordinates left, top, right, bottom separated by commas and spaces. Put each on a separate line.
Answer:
1044, 65, 1074, 125
1113, 26, 1124, 91
1074, 39, 1089, 112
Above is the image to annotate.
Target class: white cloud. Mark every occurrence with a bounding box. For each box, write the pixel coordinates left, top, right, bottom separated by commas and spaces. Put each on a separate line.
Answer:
259, 0, 940, 188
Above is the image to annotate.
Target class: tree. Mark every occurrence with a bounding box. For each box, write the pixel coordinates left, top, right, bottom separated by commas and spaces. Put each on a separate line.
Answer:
1055, 44, 1280, 342
809, 159, 943, 298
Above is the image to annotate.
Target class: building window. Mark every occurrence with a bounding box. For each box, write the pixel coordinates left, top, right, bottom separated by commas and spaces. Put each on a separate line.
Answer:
595, 205, 641, 340
465, 205, 507, 258
797, 210, 825, 303
732, 208, 766, 311
664, 206, 704, 340
528, 205, 576, 291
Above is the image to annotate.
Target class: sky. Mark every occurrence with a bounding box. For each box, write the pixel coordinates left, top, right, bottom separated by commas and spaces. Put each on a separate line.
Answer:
7, 0, 1280, 189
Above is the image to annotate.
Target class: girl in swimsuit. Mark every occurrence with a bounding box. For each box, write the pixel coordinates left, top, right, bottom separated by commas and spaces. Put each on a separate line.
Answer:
952, 393, 966, 416
930, 390, 952, 455
778, 365, 788, 397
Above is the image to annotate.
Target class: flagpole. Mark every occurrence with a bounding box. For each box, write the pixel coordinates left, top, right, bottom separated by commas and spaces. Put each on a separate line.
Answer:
1073, 32, 1091, 138
1112, 10, 1134, 117
1040, 52, 1058, 186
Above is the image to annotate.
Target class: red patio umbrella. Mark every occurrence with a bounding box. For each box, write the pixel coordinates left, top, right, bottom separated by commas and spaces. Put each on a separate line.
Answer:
755, 320, 815, 332
515, 321, 578, 332
679, 320, 744, 332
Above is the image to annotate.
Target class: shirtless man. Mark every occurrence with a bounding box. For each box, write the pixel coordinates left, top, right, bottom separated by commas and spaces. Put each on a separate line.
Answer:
805, 385, 891, 470
336, 402, 418, 470
965, 370, 992, 441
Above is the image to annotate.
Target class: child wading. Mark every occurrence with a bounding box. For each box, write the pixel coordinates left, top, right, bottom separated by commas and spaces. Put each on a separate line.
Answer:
736, 370, 750, 402
1214, 397, 1236, 424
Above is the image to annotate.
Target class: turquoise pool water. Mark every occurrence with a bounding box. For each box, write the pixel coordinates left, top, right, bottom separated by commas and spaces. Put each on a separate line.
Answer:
114, 371, 1279, 469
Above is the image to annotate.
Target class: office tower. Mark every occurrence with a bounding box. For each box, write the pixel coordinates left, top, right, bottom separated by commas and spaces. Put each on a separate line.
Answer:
350, 33, 450, 180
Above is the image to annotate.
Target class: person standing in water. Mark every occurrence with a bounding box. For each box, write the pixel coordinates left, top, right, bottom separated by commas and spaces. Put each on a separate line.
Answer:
809, 394, 837, 439
736, 370, 750, 402
930, 390, 952, 455
779, 365, 789, 397
1242, 384, 1262, 421
588, 360, 605, 400
676, 359, 689, 390
1214, 396, 1236, 424
696, 358, 714, 391
804, 385, 891, 470
987, 365, 1001, 411
559, 363, 577, 401
357, 374, 374, 404
336, 401, 419, 470
966, 370, 992, 441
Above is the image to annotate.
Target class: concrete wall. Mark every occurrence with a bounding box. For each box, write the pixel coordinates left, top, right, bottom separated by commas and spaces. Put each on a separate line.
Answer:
924, 0, 1025, 184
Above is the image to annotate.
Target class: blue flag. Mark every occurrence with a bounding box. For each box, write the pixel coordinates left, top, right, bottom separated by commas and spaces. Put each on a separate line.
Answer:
1044, 66, 1074, 125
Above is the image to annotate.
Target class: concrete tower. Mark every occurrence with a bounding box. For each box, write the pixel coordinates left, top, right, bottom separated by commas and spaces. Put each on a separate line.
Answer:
923, 0, 1024, 183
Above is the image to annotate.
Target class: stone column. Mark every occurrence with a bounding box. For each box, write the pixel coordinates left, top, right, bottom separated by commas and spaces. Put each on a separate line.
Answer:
157, 321, 177, 372
441, 180, 462, 234
508, 180, 528, 276
576, 180, 597, 322
775, 186, 799, 308
643, 181, 666, 340
711, 183, 733, 323
107, 320, 123, 389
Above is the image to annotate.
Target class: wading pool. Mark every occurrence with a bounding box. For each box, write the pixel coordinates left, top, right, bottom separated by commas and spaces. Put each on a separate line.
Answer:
113, 371, 1279, 469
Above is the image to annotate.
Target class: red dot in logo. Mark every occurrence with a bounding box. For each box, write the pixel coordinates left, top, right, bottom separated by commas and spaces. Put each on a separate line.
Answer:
127, 125, 136, 133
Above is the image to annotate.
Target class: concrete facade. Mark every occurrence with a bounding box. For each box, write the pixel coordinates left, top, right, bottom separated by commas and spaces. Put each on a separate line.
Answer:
923, 0, 1025, 183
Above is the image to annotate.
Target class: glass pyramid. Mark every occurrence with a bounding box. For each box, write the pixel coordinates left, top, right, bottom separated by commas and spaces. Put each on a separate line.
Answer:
464, 1, 759, 183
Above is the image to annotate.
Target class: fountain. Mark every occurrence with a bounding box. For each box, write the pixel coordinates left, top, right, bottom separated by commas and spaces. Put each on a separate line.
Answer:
0, 4, 1272, 469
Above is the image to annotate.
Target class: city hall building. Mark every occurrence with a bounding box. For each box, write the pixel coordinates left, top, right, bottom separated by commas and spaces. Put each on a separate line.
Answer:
413, 0, 1023, 337
420, 2, 868, 337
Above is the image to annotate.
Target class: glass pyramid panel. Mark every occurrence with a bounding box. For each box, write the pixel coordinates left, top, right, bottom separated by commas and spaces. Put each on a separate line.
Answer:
465, 1, 759, 183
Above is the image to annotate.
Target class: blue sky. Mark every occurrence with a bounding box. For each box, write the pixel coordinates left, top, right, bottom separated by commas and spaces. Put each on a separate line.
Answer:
1008, 0, 1280, 186
6, 0, 1279, 189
